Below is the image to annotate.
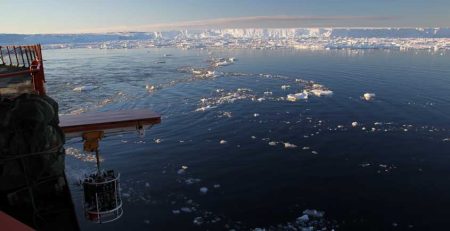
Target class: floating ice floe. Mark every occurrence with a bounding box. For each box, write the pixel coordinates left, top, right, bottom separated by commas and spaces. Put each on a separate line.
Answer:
73, 85, 98, 92
177, 166, 188, 174
180, 207, 192, 213
185, 178, 201, 185
284, 142, 298, 148
199, 187, 208, 194
193, 69, 216, 78
309, 89, 333, 97
352, 122, 359, 127
281, 85, 290, 90
297, 214, 309, 222
218, 111, 232, 118
287, 92, 308, 102
302, 82, 333, 97
212, 57, 236, 67
195, 105, 217, 112
303, 209, 325, 218
363, 93, 376, 101
193, 217, 204, 225
145, 84, 156, 92
172, 210, 181, 214
196, 88, 255, 112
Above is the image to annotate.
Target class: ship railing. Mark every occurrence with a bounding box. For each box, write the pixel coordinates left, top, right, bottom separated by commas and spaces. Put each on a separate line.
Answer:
0, 44, 46, 95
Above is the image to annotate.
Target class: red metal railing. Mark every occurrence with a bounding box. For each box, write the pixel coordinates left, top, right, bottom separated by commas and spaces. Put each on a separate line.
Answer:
0, 44, 46, 95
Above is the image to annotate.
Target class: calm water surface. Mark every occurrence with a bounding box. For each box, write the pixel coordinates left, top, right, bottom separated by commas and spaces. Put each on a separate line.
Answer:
43, 48, 450, 230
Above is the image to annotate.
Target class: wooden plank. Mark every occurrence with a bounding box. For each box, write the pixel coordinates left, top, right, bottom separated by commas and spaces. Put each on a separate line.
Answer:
59, 109, 161, 136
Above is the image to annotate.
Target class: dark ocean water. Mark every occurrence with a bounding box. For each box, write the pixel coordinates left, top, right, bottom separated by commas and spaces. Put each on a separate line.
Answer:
43, 48, 450, 230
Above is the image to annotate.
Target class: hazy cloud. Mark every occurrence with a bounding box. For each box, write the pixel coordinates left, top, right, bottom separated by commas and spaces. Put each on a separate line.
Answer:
70, 15, 398, 33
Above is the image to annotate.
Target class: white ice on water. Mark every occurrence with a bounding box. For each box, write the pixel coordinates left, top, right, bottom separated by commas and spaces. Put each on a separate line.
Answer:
284, 142, 298, 148
200, 187, 208, 194
363, 92, 376, 101
73, 85, 98, 91
287, 92, 308, 102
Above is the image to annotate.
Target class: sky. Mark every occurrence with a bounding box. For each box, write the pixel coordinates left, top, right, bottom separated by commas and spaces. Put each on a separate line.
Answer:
1, 0, 449, 34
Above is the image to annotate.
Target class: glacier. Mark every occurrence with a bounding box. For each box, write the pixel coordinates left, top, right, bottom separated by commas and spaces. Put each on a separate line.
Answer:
2, 28, 450, 51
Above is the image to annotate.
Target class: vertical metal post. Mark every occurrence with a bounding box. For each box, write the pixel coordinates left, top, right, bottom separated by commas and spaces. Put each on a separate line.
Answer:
24, 47, 30, 66
29, 46, 36, 61
12, 46, 18, 66
6, 46, 12, 66
95, 150, 101, 174
19, 47, 26, 67
0, 46, 4, 65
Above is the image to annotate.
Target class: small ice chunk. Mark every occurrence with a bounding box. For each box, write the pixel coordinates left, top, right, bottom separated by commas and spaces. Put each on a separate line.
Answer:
73, 85, 98, 91
254, 113, 260, 117
193, 217, 204, 225
302, 146, 310, 150
303, 209, 324, 218
145, 182, 150, 187
311, 151, 318, 154
287, 92, 308, 102
146, 84, 156, 92
200, 187, 208, 194
297, 214, 309, 222
251, 136, 257, 139
284, 142, 297, 149
363, 93, 376, 101
185, 178, 201, 185
352, 122, 359, 127
154, 139, 162, 144
264, 91, 273, 96
180, 207, 192, 213
257, 98, 265, 102
177, 166, 188, 174
310, 89, 333, 97
219, 140, 227, 144
337, 125, 344, 129
172, 210, 181, 214
268, 141, 277, 146
213, 184, 221, 188
281, 85, 290, 90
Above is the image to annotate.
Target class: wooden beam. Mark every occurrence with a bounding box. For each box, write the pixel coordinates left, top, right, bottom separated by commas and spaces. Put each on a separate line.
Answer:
59, 109, 161, 138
